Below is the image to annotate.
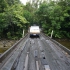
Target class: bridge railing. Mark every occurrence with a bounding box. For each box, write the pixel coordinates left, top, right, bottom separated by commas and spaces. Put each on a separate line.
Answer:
0, 34, 28, 63
41, 33, 70, 55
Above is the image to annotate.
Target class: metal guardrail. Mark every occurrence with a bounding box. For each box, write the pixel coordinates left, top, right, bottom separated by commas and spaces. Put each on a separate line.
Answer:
0, 34, 28, 63
41, 33, 70, 55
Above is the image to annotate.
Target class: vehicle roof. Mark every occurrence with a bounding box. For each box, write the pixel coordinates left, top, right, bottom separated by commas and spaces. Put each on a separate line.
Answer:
30, 26, 39, 28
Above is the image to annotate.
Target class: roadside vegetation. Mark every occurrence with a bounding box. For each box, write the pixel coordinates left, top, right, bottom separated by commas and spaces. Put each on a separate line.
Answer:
0, 0, 70, 39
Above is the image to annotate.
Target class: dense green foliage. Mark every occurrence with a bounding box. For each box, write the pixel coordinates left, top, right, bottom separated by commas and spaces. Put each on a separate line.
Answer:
0, 0, 70, 39
0, 0, 28, 39
35, 0, 70, 38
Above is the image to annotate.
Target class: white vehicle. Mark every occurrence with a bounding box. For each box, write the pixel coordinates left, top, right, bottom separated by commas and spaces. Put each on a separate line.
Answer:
29, 26, 40, 38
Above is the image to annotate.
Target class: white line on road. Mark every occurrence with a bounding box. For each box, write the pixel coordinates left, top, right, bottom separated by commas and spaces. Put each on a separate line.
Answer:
36, 61, 39, 70
44, 65, 50, 70
24, 52, 29, 70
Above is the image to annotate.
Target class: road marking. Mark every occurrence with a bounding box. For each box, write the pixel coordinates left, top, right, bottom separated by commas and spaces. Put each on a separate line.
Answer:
36, 61, 39, 70
24, 52, 29, 70
44, 65, 50, 70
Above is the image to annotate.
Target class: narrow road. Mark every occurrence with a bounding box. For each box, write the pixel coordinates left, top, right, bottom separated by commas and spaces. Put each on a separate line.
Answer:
0, 34, 70, 70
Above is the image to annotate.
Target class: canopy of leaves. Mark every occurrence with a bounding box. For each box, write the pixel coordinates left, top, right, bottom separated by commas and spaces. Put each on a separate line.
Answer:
0, 0, 70, 39
35, 0, 70, 38
0, 0, 28, 39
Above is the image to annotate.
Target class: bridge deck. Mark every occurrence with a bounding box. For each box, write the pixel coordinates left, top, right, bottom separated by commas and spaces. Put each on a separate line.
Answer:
0, 33, 70, 70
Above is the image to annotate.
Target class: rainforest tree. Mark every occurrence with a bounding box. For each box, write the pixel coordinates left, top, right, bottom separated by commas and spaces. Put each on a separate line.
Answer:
0, 0, 28, 39
0, 0, 70, 39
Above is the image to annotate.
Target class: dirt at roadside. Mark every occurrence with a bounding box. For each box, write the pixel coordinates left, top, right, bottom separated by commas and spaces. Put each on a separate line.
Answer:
0, 40, 18, 48
0, 40, 18, 53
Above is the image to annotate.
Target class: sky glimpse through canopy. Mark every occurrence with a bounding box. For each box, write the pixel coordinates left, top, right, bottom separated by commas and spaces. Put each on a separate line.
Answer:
20, 0, 27, 5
